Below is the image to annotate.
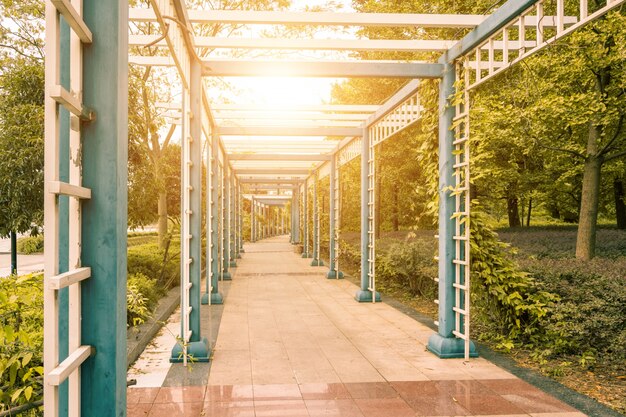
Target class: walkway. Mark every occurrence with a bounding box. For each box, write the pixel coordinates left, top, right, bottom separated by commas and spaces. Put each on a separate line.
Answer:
127, 236, 584, 417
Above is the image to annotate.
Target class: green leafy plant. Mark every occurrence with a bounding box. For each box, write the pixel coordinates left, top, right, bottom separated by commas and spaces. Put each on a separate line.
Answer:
16, 234, 44, 254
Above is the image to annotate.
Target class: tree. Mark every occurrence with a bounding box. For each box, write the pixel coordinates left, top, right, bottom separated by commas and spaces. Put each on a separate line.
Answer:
0, 59, 44, 243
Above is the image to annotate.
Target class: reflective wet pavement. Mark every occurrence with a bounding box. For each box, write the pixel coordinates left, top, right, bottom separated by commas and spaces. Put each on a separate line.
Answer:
127, 236, 585, 417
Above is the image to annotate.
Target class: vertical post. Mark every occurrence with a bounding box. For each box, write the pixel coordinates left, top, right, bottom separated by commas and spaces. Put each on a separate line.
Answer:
79, 0, 128, 413
202, 129, 223, 305
427, 62, 476, 358
222, 166, 232, 280
301, 178, 311, 258
251, 197, 256, 242
355, 127, 380, 302
327, 154, 343, 279
229, 175, 237, 267
311, 173, 323, 266
294, 186, 300, 244
238, 182, 244, 254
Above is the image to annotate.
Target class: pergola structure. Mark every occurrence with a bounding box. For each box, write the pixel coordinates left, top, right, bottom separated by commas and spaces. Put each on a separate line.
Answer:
43, 0, 623, 415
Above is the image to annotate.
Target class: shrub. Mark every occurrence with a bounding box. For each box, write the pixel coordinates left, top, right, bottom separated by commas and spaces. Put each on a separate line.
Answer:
0, 274, 44, 414
16, 235, 44, 254
521, 257, 626, 365
127, 242, 179, 289
127, 282, 149, 327
128, 273, 162, 312
382, 240, 437, 298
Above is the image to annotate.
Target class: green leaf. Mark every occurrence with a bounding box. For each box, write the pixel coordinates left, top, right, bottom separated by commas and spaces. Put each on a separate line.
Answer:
11, 388, 23, 403
22, 352, 33, 367
24, 386, 33, 401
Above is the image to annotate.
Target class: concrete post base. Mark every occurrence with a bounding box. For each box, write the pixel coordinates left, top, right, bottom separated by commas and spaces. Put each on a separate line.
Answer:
427, 333, 478, 358
201, 292, 223, 305
221, 272, 232, 281
355, 289, 381, 303
326, 270, 344, 279
170, 337, 210, 363
310, 259, 324, 266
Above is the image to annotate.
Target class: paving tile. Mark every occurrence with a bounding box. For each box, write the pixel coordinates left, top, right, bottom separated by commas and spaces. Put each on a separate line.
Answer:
502, 393, 576, 414
452, 394, 526, 415
354, 398, 416, 417
305, 399, 365, 417
435, 379, 497, 397
344, 382, 399, 399
153, 386, 206, 403
528, 413, 587, 417
201, 401, 256, 417
299, 383, 352, 400
254, 399, 310, 417
404, 394, 471, 416
127, 402, 152, 417
127, 387, 160, 404
147, 401, 204, 417
479, 378, 548, 395
253, 383, 303, 400
391, 380, 441, 398
205, 385, 254, 402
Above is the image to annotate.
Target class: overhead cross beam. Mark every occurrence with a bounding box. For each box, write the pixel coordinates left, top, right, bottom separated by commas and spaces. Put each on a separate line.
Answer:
202, 60, 444, 78
229, 154, 331, 161
219, 126, 363, 137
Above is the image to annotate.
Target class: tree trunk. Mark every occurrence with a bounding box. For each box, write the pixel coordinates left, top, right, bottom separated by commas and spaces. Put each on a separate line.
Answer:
392, 183, 399, 232
526, 197, 533, 227
506, 196, 521, 228
614, 179, 626, 230
158, 191, 168, 250
10, 230, 17, 275
576, 123, 604, 260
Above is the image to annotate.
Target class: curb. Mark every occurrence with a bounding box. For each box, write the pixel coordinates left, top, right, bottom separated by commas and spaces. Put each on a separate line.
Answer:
126, 285, 180, 367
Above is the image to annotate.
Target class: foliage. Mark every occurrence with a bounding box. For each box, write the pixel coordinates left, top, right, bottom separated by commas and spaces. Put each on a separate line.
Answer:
0, 274, 43, 414
127, 242, 180, 289
0, 58, 44, 239
380, 240, 437, 299
521, 257, 626, 365
0, 0, 44, 61
16, 234, 44, 254
469, 208, 560, 349
126, 272, 163, 327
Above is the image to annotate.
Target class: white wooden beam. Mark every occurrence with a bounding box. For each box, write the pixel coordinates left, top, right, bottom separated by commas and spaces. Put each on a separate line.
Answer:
129, 55, 175, 67
237, 168, 311, 175
214, 111, 370, 121
219, 126, 363, 137
130, 8, 487, 27
229, 154, 331, 161
212, 104, 378, 112
203, 60, 444, 78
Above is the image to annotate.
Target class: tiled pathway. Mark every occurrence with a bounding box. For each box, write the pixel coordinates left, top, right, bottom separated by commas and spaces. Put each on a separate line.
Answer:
128, 236, 585, 417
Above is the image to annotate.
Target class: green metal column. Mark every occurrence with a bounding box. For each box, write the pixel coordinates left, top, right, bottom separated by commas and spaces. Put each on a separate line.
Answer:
293, 186, 300, 244
427, 62, 477, 358
237, 182, 244, 254
229, 175, 237, 267
251, 198, 256, 242
222, 166, 232, 280
327, 154, 343, 279
171, 59, 208, 361
301, 179, 311, 258
80, 0, 128, 414
202, 130, 223, 305
311, 173, 323, 266
355, 127, 380, 302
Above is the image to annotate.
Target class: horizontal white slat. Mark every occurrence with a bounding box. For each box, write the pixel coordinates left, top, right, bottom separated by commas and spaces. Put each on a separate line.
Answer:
48, 181, 92, 199
453, 306, 467, 315
49, 85, 83, 118
48, 345, 94, 386
452, 330, 468, 340
47, 267, 91, 290
51, 0, 92, 43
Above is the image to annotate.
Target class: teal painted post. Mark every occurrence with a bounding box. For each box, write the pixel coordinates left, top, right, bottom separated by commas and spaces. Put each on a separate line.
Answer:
311, 174, 323, 266
294, 186, 300, 243
222, 167, 232, 280
356, 128, 380, 302
327, 154, 343, 279
251, 198, 255, 242
427, 63, 477, 358
80, 0, 128, 414
202, 130, 223, 305
229, 175, 237, 267
301, 179, 310, 257
237, 182, 244, 254
172, 59, 209, 361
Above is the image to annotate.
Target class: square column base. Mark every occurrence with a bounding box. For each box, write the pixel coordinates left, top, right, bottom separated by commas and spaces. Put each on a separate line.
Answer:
221, 272, 232, 281
310, 259, 324, 266
301, 252, 312, 258
326, 270, 344, 279
201, 292, 223, 305
229, 261, 237, 267
355, 290, 381, 303
427, 333, 478, 358
170, 337, 210, 363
